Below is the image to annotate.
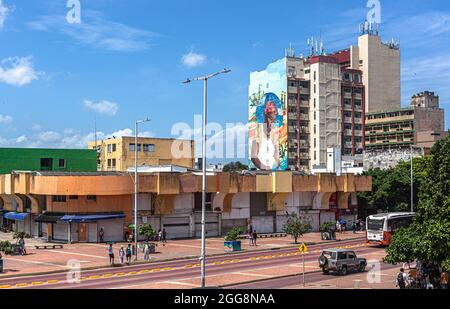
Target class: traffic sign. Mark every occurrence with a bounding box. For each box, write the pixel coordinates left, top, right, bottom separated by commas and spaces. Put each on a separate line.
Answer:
299, 243, 308, 254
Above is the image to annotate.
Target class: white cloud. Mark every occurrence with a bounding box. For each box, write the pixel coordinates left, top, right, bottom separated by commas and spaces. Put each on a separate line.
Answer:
28, 10, 159, 52
15, 135, 27, 144
0, 0, 9, 29
38, 131, 61, 143
84, 100, 119, 116
0, 56, 40, 86
106, 128, 154, 139
181, 51, 207, 68
0, 114, 12, 124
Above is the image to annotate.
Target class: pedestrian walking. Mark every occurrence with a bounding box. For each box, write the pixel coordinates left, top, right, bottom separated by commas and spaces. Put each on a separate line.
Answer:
162, 229, 167, 246
108, 244, 115, 266
248, 231, 253, 246
252, 230, 258, 246
157, 229, 162, 243
143, 244, 150, 261
99, 228, 105, 243
396, 268, 407, 289
352, 222, 357, 234
19, 237, 27, 256
336, 221, 341, 234
119, 246, 125, 265
440, 271, 448, 289
126, 243, 132, 265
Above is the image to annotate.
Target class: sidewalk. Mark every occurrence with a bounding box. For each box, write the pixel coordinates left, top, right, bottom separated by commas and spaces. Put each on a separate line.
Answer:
0, 231, 365, 278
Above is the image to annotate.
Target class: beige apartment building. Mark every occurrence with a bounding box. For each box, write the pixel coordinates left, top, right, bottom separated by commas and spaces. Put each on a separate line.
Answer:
350, 34, 401, 113
88, 137, 195, 171
365, 91, 447, 153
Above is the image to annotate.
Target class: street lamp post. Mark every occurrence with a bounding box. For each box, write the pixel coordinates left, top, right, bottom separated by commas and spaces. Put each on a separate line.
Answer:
183, 68, 231, 288
410, 145, 422, 213
134, 118, 151, 261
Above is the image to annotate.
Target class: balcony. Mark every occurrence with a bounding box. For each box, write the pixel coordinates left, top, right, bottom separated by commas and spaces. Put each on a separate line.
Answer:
300, 114, 309, 121
300, 100, 310, 108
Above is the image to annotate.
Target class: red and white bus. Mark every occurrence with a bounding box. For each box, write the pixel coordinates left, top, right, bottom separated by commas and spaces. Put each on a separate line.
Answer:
366, 212, 415, 246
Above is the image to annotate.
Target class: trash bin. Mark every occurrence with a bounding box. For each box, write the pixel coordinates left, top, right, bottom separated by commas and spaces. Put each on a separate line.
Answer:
0, 259, 4, 273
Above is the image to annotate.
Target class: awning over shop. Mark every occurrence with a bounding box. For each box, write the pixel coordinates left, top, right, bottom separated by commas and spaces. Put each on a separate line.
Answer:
4, 212, 30, 221
60, 213, 126, 223
35, 212, 65, 224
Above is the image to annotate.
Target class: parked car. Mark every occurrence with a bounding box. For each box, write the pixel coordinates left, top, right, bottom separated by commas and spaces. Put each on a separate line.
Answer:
318, 249, 367, 275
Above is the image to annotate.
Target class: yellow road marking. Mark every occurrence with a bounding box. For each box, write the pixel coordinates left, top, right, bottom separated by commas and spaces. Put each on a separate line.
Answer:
152, 268, 161, 272
163, 267, 172, 271
31, 282, 44, 286
194, 264, 201, 267
16, 283, 28, 287
138, 270, 150, 274
128, 271, 137, 275
0, 285, 12, 289
184, 264, 193, 268
250, 257, 257, 261
103, 274, 113, 278
47, 280, 59, 284
115, 273, 126, 277
89, 275, 101, 279
212, 262, 222, 265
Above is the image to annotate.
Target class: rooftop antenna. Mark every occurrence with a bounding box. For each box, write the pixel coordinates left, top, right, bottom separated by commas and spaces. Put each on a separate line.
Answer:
315, 39, 319, 55
320, 38, 324, 55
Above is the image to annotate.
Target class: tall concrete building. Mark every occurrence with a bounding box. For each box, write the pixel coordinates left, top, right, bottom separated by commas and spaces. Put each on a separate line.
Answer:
350, 34, 401, 113
248, 28, 402, 173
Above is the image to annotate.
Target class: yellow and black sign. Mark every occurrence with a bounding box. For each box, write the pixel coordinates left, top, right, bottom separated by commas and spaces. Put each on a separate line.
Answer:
298, 243, 308, 254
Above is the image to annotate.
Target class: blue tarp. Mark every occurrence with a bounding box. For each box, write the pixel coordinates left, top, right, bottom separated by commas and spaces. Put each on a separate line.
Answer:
60, 214, 125, 223
4, 212, 30, 221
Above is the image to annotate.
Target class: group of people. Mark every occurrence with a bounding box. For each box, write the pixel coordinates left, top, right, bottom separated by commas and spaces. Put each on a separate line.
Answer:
106, 229, 168, 266
108, 243, 133, 266
396, 261, 449, 289
248, 229, 258, 246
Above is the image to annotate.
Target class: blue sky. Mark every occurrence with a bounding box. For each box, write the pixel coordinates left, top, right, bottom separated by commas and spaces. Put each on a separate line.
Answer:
0, 0, 449, 162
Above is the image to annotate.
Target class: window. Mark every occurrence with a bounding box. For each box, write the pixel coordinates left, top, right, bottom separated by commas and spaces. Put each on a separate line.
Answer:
305, 69, 310, 74
314, 71, 316, 81
69, 196, 78, 200
314, 98, 316, 109
314, 138, 316, 148
108, 144, 117, 153
87, 195, 97, 201
314, 84, 316, 93
107, 159, 112, 167
129, 144, 142, 152
112, 159, 117, 167
314, 125, 317, 134
314, 151, 317, 160
40, 158, 53, 171
314, 112, 316, 120
337, 252, 347, 260
58, 159, 66, 168
52, 196, 66, 203
143, 144, 155, 152
347, 252, 356, 259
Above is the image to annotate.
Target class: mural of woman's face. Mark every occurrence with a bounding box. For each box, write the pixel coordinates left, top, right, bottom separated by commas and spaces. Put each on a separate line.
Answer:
264, 101, 277, 123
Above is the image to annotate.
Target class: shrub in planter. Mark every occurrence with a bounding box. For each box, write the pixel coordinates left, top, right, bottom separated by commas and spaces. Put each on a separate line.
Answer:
224, 227, 243, 252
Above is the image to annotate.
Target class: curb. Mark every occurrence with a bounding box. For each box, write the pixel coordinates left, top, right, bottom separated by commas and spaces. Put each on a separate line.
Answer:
0, 236, 365, 280
219, 270, 323, 288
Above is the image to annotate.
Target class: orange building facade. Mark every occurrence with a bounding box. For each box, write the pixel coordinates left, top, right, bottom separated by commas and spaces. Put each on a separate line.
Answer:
0, 171, 371, 243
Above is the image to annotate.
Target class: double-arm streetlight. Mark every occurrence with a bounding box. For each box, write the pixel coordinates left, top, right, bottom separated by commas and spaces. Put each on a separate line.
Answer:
134, 118, 151, 260
183, 68, 231, 288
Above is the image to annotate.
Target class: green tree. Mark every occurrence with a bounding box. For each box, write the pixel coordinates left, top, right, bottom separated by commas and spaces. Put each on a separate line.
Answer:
385, 135, 450, 271
283, 212, 312, 244
357, 156, 429, 216
138, 224, 155, 242
223, 162, 249, 173
0, 240, 13, 256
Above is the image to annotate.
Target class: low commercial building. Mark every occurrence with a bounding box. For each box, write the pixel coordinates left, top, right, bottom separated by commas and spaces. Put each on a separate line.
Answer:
0, 148, 97, 174
88, 137, 195, 171
0, 171, 372, 243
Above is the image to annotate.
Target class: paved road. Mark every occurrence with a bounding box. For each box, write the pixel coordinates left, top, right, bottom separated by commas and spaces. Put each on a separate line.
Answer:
227, 263, 399, 289
0, 239, 382, 289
